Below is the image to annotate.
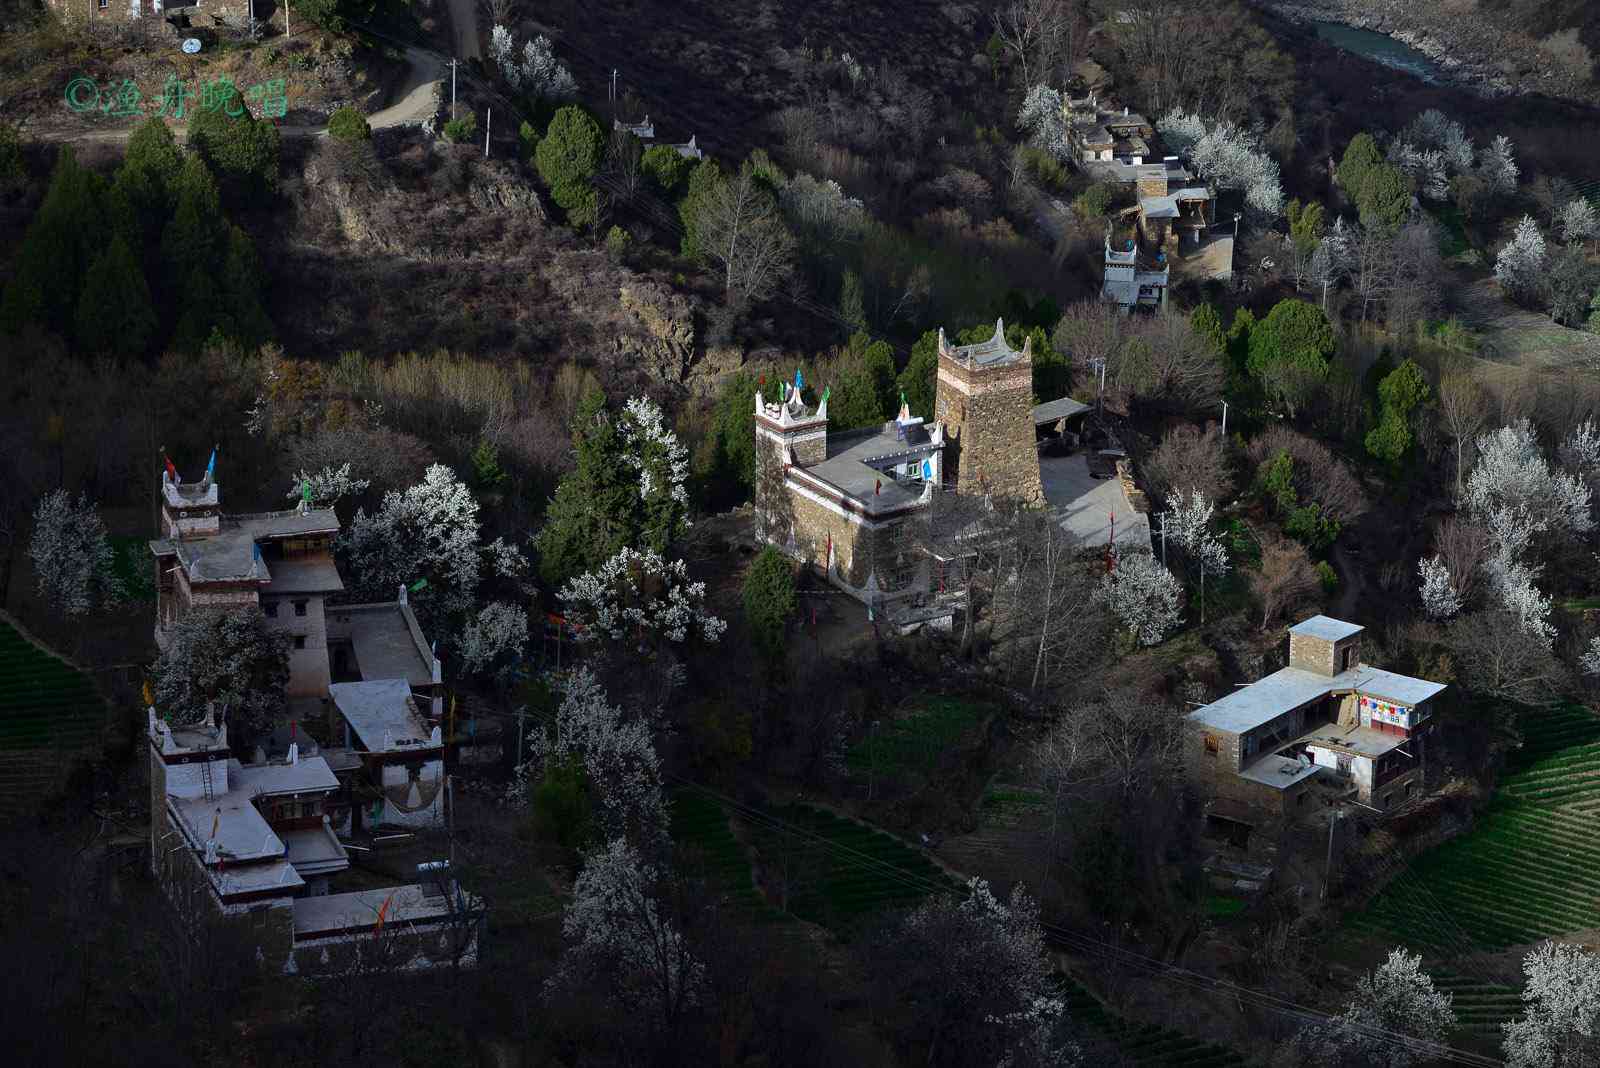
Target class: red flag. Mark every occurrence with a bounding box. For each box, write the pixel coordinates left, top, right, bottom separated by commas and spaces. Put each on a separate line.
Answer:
374, 891, 396, 936
875, 479, 881, 495
164, 455, 178, 484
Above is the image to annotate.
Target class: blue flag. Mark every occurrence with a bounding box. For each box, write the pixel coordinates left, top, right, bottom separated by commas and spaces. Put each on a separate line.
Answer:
795, 368, 803, 391
204, 447, 216, 482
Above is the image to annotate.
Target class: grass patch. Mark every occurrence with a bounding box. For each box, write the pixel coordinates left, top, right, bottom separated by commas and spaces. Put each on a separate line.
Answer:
0, 618, 105, 752
844, 695, 993, 777
1203, 895, 1247, 918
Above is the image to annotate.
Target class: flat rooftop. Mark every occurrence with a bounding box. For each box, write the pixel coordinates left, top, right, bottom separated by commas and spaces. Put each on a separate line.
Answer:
1298, 722, 1409, 760
1033, 397, 1091, 425
292, 883, 459, 939
229, 755, 340, 797
1190, 663, 1447, 735
281, 825, 350, 877
149, 507, 339, 584
329, 679, 437, 754
171, 791, 284, 864
1040, 453, 1152, 552
1291, 615, 1364, 643
1239, 753, 1323, 790
325, 603, 436, 686
800, 421, 939, 514
261, 555, 346, 594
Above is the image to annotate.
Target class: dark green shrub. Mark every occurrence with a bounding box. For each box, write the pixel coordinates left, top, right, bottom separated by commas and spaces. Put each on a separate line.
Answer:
327, 106, 371, 142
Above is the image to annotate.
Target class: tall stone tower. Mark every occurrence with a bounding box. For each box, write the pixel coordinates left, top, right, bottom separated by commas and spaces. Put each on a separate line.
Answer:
933, 319, 1043, 504
752, 380, 828, 547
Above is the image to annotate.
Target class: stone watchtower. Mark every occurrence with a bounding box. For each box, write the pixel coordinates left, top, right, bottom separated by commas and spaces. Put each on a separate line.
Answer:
752, 379, 829, 546
933, 319, 1043, 504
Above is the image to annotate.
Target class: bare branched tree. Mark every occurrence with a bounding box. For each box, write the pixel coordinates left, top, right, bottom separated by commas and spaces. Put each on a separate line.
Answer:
1431, 517, 1491, 610
606, 128, 645, 204
1437, 365, 1488, 499
1444, 610, 1567, 705
1251, 534, 1320, 630
1145, 423, 1234, 507
697, 171, 799, 306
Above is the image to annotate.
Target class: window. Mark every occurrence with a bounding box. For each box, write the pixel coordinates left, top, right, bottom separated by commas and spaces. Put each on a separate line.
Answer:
293, 600, 307, 617
263, 600, 278, 618
293, 636, 307, 650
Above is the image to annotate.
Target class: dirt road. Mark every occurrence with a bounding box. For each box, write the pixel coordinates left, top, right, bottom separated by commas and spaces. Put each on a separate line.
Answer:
368, 46, 442, 128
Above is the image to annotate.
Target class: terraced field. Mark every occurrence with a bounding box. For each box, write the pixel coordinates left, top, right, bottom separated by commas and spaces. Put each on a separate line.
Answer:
1059, 978, 1248, 1067
1353, 704, 1600, 952
668, 788, 782, 921
1433, 973, 1523, 1038
0, 617, 108, 814
747, 803, 955, 929
0, 617, 105, 752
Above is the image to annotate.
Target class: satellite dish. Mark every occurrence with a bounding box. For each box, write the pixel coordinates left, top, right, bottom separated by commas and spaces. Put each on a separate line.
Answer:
182, 37, 202, 53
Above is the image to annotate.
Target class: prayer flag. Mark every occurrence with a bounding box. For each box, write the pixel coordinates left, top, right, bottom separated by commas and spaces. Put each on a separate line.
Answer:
794, 368, 803, 390
210, 807, 220, 840
409, 578, 428, 592
375, 891, 395, 935
875, 479, 881, 495
164, 454, 178, 484
143, 680, 154, 708
301, 479, 312, 506
204, 447, 216, 483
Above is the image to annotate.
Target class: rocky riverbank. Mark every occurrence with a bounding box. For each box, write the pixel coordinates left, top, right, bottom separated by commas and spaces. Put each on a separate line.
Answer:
1264, 0, 1598, 104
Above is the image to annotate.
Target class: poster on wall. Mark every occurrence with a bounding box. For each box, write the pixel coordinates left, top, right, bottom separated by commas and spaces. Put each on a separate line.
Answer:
1361, 695, 1410, 728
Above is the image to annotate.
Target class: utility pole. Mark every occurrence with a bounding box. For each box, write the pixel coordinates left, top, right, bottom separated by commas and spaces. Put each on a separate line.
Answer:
1322, 808, 1343, 901
1158, 513, 1167, 567
1233, 212, 1242, 240
448, 58, 458, 119
485, 106, 491, 158
284, 0, 290, 37
1220, 400, 1229, 439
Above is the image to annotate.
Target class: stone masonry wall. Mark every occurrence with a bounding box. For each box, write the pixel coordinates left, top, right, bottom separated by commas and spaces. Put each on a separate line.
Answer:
786, 490, 896, 589
935, 357, 1042, 504
265, 594, 331, 699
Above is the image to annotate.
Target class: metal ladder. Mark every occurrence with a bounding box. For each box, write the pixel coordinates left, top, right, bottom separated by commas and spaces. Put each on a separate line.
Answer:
199, 757, 215, 802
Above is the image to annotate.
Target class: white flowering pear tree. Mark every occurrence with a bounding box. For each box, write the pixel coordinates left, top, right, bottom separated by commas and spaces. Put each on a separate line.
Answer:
1417, 555, 1464, 620
1503, 941, 1600, 1068
284, 463, 370, 509
490, 26, 577, 99
549, 837, 705, 1031
516, 668, 666, 845
1096, 550, 1182, 646
28, 489, 123, 618
1295, 948, 1457, 1068
1462, 421, 1592, 643
1165, 489, 1230, 577
867, 878, 1078, 1068
1017, 85, 1071, 161
1561, 198, 1598, 248
152, 608, 290, 739
1496, 216, 1547, 301
455, 602, 529, 684
619, 396, 691, 553
1478, 134, 1520, 198
559, 547, 726, 647
1157, 108, 1284, 219
343, 464, 526, 618
1580, 637, 1600, 678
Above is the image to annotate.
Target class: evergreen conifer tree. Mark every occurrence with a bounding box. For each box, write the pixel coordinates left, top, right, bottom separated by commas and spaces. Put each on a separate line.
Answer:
74, 234, 157, 357
218, 224, 272, 348
160, 158, 224, 295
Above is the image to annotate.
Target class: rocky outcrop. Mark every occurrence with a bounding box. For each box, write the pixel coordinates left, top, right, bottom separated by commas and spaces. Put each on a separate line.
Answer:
466, 175, 546, 220
616, 283, 698, 384
301, 150, 406, 251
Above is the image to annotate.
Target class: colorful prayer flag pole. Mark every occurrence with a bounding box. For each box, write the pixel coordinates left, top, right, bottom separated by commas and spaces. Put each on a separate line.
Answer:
204, 446, 216, 484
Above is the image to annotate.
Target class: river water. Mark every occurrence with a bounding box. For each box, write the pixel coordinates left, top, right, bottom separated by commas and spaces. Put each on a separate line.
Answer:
1311, 21, 1445, 83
